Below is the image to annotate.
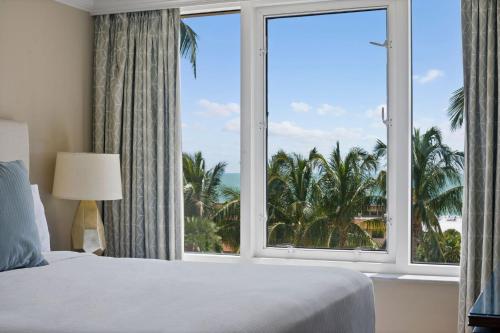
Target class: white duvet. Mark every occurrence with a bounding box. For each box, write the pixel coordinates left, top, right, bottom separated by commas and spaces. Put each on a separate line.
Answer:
0, 252, 374, 333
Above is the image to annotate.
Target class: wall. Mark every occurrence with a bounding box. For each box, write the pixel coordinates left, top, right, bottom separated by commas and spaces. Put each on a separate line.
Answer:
374, 279, 459, 333
0, 0, 93, 250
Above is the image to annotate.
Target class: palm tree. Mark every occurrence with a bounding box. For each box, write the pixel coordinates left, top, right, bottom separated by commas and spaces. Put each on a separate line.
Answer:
183, 152, 242, 252
416, 228, 461, 263
184, 216, 222, 252
372, 139, 388, 208
213, 187, 240, 251
447, 87, 464, 131
375, 128, 463, 259
180, 21, 198, 78
412, 127, 463, 260
183, 152, 226, 218
266, 145, 384, 250
267, 149, 325, 247
311, 143, 382, 249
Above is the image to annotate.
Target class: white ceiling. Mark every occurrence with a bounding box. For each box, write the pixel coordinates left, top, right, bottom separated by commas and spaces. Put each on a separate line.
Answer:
55, 0, 244, 15
54, 0, 94, 12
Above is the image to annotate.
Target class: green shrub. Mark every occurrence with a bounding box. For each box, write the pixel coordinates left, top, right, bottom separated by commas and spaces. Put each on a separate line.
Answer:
184, 217, 223, 253
416, 228, 461, 264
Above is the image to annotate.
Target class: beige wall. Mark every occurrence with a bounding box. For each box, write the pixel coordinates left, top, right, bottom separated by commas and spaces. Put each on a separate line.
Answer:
0, 0, 93, 250
374, 279, 459, 333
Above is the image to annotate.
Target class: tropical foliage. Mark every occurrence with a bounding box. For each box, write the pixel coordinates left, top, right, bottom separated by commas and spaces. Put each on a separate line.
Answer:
411, 127, 463, 262
184, 216, 222, 253
373, 127, 464, 262
183, 126, 463, 263
183, 144, 387, 253
183, 152, 238, 252
180, 21, 198, 78
416, 229, 461, 263
267, 145, 385, 250
183, 152, 226, 218
448, 87, 464, 131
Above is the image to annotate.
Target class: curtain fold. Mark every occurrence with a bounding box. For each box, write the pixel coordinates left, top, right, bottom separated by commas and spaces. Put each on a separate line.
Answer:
92, 9, 183, 260
459, 0, 500, 331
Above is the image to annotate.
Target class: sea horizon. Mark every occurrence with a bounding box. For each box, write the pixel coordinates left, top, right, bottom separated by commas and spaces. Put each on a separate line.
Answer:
221, 172, 240, 190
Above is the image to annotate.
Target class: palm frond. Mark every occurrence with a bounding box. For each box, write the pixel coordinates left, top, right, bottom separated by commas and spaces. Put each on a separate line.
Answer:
447, 87, 464, 131
180, 21, 198, 78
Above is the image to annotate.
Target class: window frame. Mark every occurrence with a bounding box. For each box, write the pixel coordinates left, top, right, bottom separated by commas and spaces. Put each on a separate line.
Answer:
181, 0, 461, 278
253, 0, 398, 264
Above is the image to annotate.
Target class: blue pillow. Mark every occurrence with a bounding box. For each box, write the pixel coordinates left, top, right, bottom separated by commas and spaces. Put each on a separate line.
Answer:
0, 160, 47, 271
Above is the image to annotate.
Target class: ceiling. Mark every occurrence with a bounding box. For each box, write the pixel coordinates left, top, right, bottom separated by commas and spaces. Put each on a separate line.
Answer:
54, 0, 243, 15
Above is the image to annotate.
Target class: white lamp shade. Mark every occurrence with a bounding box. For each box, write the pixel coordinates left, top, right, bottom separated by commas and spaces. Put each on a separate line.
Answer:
52, 153, 123, 201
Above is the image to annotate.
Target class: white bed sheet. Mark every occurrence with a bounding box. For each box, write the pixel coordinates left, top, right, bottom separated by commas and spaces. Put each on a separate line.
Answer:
0, 252, 374, 333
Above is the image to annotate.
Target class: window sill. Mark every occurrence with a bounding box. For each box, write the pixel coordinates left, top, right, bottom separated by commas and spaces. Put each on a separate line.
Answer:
182, 253, 460, 281
366, 272, 459, 284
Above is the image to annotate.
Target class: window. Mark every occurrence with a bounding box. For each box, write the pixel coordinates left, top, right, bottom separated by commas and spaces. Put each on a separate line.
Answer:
181, 12, 240, 254
182, 0, 461, 276
411, 0, 463, 265
265, 10, 388, 252
249, 0, 407, 265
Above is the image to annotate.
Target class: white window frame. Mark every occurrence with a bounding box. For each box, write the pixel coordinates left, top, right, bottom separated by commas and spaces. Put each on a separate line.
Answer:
252, 0, 399, 264
181, 0, 460, 278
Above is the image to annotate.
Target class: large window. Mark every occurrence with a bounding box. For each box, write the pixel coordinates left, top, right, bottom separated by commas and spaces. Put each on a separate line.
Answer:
265, 10, 388, 252
411, 0, 463, 265
181, 12, 240, 254
181, 0, 462, 276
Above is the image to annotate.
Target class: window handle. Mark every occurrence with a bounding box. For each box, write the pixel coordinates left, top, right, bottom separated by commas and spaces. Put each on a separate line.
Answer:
369, 40, 388, 48
381, 107, 389, 126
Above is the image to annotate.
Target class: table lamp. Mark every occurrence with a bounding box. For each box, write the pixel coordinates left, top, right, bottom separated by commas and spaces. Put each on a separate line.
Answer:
52, 153, 122, 255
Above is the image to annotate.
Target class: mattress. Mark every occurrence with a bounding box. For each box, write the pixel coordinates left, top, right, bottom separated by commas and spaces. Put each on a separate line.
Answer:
0, 252, 375, 333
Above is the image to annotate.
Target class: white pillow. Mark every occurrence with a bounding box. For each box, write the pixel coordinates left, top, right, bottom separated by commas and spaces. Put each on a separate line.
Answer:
31, 185, 51, 252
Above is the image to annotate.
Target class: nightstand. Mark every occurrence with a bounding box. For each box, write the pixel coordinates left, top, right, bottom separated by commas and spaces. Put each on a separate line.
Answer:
469, 271, 500, 332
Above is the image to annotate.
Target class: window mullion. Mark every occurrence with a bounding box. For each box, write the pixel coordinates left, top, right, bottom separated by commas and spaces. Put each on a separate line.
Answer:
389, 0, 411, 271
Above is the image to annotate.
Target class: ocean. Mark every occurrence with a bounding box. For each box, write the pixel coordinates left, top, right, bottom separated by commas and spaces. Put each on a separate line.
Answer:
221, 173, 240, 190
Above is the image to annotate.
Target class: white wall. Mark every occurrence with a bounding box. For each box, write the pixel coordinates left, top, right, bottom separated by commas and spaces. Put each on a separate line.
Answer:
374, 279, 459, 333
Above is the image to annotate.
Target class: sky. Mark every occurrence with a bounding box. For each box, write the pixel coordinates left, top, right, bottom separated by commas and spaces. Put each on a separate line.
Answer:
180, 0, 463, 174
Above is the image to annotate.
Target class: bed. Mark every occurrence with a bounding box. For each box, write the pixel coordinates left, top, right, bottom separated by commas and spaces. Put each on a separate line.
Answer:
0, 119, 375, 333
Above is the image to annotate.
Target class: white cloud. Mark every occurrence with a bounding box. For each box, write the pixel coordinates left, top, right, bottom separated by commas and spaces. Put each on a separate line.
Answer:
268, 121, 363, 141
223, 117, 240, 132
198, 99, 240, 117
290, 101, 311, 113
225, 119, 366, 143
414, 69, 444, 84
317, 104, 346, 116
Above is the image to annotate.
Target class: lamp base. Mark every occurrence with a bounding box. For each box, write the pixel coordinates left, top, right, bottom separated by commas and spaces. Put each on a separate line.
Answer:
72, 200, 106, 256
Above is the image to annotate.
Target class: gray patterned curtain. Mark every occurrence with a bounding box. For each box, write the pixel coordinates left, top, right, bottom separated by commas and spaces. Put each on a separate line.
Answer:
92, 9, 183, 260
459, 0, 500, 331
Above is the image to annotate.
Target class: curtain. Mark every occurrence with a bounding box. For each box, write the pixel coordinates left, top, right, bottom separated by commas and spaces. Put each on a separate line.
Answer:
458, 0, 500, 331
92, 9, 183, 260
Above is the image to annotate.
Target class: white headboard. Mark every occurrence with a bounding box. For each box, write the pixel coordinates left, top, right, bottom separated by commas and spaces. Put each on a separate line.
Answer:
0, 119, 30, 172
